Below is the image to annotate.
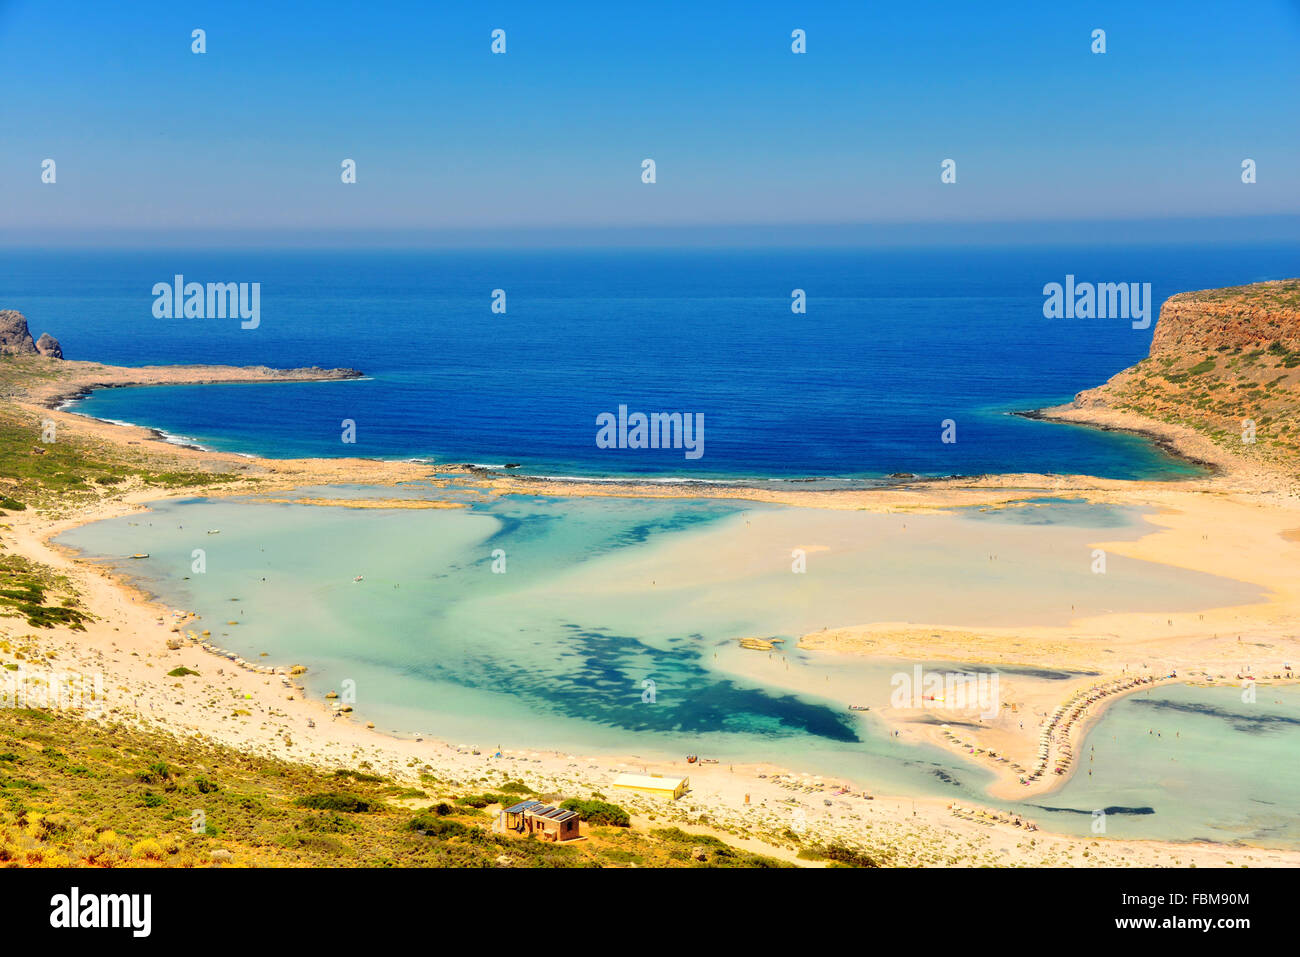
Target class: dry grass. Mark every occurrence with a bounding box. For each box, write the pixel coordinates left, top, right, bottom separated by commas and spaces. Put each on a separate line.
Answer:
0, 708, 790, 868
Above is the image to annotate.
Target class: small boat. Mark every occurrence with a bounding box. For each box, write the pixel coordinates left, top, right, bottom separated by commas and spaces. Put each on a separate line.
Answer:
129, 553, 150, 559
686, 754, 698, 763
207, 529, 220, 535
700, 758, 718, 765
848, 705, 870, 712
352, 575, 364, 583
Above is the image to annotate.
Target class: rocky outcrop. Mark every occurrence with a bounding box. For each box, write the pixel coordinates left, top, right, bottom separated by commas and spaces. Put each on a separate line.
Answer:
0, 310, 62, 358
0, 310, 37, 355
1047, 278, 1300, 480
35, 333, 62, 358
1068, 279, 1300, 409
1148, 280, 1300, 357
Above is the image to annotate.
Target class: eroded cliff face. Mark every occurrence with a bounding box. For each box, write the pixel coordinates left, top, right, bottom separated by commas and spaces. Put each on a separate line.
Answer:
1148, 281, 1300, 357
1067, 279, 1300, 472
0, 310, 37, 355
0, 310, 61, 358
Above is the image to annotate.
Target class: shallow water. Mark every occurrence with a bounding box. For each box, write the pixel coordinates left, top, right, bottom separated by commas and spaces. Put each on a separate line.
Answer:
56, 491, 1298, 846
1041, 683, 1300, 847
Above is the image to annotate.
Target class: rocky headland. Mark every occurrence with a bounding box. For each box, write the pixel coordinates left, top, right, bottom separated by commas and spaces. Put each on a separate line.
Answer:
0, 309, 61, 358
1034, 279, 1300, 491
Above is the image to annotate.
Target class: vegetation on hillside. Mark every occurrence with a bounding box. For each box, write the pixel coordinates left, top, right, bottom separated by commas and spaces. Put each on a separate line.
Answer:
0, 553, 89, 630
1103, 347, 1300, 470
1174, 281, 1300, 309
0, 708, 790, 868
0, 410, 233, 511
1087, 283, 1300, 474
561, 797, 632, 827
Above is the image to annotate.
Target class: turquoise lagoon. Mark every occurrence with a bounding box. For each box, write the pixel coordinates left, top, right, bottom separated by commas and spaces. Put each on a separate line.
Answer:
56, 489, 1300, 847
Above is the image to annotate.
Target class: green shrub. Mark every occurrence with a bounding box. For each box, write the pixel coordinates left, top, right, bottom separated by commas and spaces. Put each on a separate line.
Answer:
408, 815, 470, 838
136, 762, 171, 784
333, 768, 386, 783
561, 798, 630, 827
496, 780, 536, 795
299, 812, 358, 833
455, 792, 516, 809
293, 792, 377, 813
275, 832, 350, 854
822, 843, 880, 868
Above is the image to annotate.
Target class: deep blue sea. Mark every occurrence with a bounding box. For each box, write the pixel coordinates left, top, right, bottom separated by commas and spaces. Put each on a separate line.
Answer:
6, 242, 1297, 478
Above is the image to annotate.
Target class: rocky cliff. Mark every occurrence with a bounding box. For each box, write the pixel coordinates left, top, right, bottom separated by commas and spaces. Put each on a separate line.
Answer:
35, 332, 63, 358
1147, 281, 1300, 357
0, 310, 61, 358
1067, 279, 1300, 473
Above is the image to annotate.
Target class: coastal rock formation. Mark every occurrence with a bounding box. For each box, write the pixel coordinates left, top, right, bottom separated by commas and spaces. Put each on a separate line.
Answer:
0, 310, 62, 358
0, 310, 38, 355
0, 361, 366, 410
1056, 278, 1300, 477
35, 333, 63, 358
1071, 279, 1300, 409
1148, 280, 1300, 356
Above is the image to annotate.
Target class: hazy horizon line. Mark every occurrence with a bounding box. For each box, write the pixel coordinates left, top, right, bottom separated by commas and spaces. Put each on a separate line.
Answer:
5, 214, 1299, 252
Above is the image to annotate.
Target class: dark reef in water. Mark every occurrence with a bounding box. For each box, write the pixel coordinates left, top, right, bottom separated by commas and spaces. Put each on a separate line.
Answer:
406, 623, 861, 743
1028, 804, 1155, 816
1131, 697, 1300, 734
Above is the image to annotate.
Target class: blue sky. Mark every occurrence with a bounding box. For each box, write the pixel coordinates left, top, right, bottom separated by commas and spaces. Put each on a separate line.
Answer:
1, 0, 1297, 243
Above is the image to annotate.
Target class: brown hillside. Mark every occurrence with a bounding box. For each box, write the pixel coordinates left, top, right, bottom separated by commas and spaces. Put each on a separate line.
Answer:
1070, 279, 1300, 476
